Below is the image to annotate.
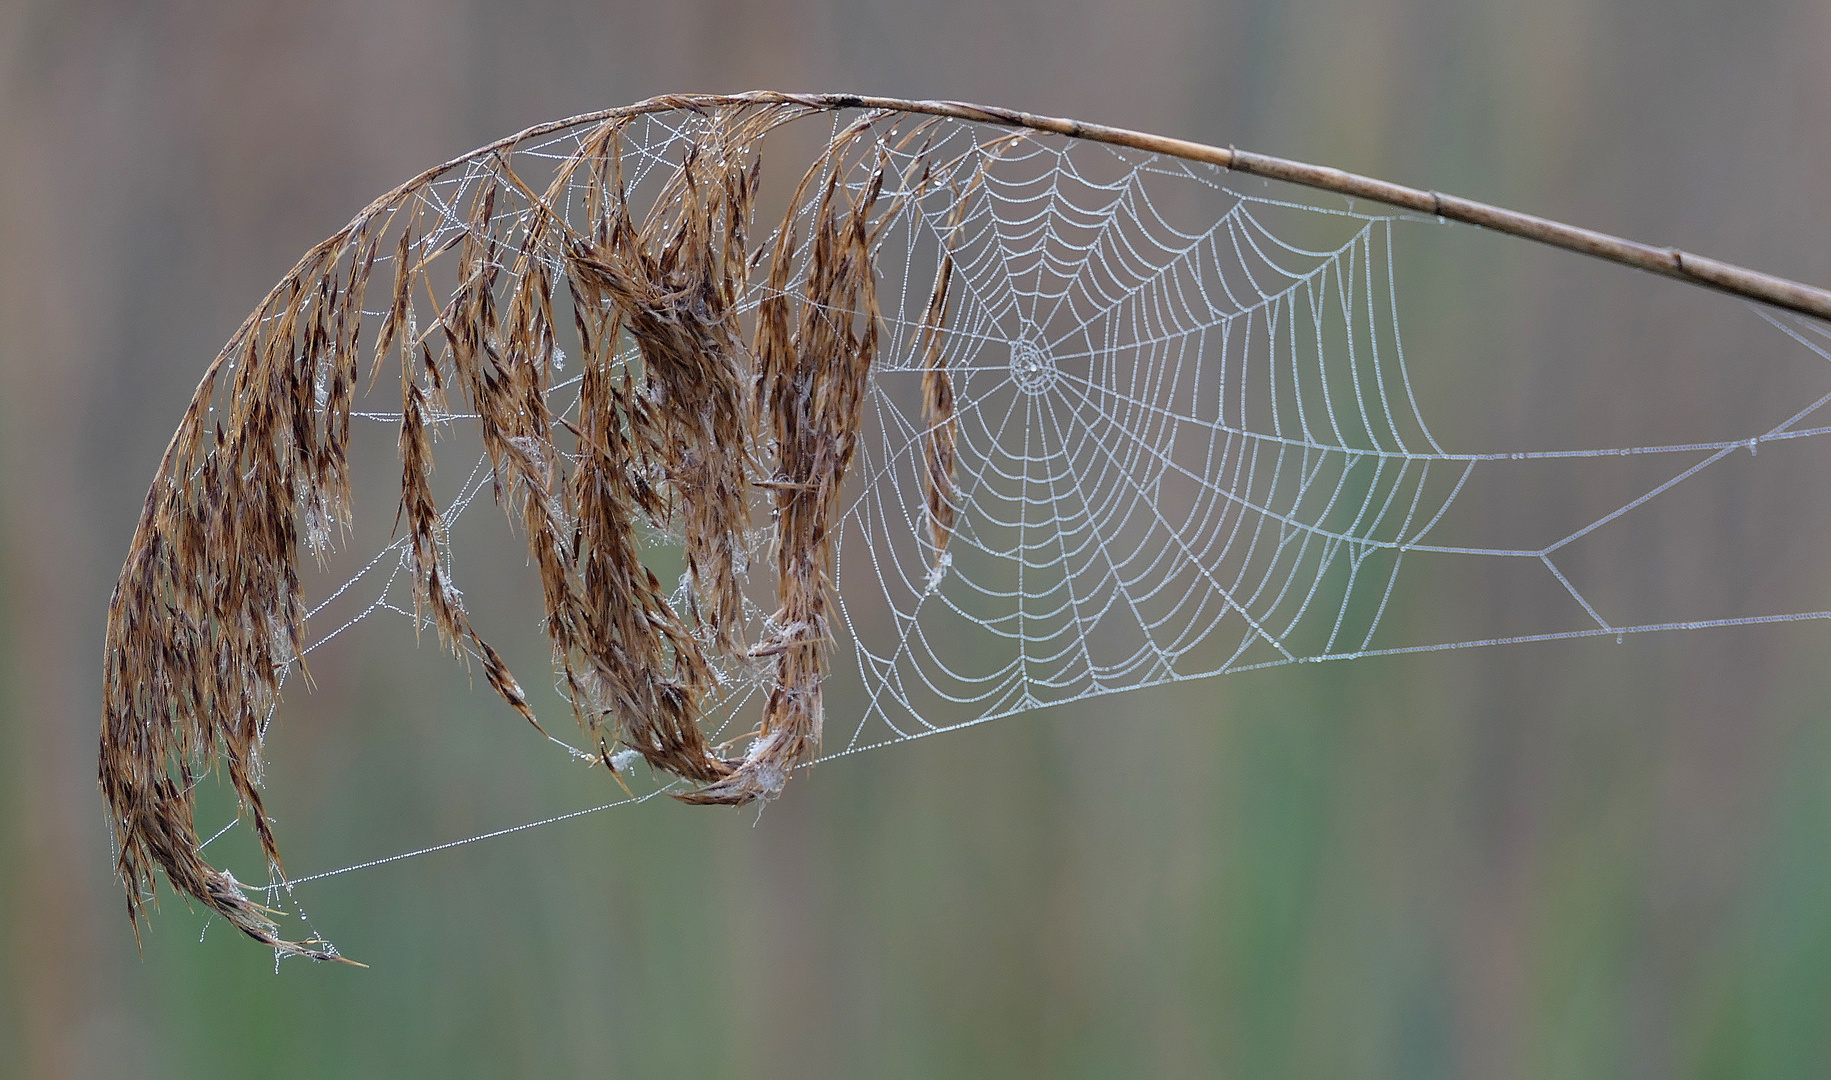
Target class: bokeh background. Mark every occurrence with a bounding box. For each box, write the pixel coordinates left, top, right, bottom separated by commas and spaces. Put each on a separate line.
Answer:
6, 2, 1831, 1077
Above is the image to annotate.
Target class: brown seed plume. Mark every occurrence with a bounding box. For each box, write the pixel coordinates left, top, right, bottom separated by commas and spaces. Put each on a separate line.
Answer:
681, 121, 904, 803
101, 231, 379, 963
550, 116, 769, 784
98, 98, 958, 960
919, 247, 958, 566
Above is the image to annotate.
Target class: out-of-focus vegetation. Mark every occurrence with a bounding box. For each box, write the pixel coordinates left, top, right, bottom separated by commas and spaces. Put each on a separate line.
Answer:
4, 2, 1831, 1077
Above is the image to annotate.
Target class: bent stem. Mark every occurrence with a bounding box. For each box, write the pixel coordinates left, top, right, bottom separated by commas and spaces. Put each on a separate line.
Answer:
101, 90, 1830, 968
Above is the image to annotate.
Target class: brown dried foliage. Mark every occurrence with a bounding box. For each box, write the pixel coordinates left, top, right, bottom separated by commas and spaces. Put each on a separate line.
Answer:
102, 231, 381, 963
909, 141, 1008, 571
98, 99, 979, 961
554, 117, 759, 784
919, 197, 965, 567
682, 121, 891, 803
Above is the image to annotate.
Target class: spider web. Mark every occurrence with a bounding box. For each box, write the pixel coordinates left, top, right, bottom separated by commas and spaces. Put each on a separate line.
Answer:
167, 106, 1831, 953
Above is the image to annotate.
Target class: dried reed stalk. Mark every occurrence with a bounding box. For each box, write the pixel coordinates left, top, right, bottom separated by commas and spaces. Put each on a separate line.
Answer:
101, 92, 1831, 964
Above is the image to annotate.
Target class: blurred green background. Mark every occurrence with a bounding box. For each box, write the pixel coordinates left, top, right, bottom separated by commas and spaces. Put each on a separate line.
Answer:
6, 1, 1831, 1077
